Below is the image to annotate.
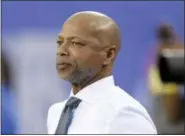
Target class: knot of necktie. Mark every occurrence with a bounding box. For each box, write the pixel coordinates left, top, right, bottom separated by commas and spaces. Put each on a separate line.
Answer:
66, 97, 82, 109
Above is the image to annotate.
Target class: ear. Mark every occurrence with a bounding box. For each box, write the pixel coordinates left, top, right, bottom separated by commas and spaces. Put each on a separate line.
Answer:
101, 45, 116, 65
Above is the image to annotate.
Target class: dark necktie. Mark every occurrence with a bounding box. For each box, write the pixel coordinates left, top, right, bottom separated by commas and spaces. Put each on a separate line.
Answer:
55, 97, 82, 135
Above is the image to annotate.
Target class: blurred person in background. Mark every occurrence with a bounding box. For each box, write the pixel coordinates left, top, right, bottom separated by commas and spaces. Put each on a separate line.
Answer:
148, 23, 184, 134
1, 52, 18, 134
3, 31, 70, 134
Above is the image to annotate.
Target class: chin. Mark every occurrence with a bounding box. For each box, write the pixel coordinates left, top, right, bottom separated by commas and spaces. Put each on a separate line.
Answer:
58, 71, 71, 80
58, 73, 81, 84
59, 75, 69, 81
57, 66, 74, 79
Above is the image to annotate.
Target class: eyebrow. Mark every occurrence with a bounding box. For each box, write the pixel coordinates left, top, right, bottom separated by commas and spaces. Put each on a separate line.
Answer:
57, 35, 86, 41
57, 35, 63, 40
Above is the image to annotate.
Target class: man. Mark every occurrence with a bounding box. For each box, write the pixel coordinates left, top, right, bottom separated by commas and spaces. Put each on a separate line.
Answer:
47, 11, 157, 134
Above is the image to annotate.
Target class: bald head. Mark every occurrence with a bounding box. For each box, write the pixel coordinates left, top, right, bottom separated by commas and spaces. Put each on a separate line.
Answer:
64, 11, 121, 52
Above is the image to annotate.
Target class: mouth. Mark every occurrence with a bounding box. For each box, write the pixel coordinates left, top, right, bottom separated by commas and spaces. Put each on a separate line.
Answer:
57, 63, 71, 70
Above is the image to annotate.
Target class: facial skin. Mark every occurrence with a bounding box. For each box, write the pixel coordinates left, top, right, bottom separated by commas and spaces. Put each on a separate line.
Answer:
56, 11, 121, 94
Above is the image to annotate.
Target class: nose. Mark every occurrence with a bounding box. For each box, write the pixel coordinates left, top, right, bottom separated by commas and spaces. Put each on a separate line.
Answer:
57, 50, 69, 56
57, 44, 69, 57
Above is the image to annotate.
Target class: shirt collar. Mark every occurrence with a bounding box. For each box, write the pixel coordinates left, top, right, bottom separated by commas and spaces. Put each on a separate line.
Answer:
69, 75, 115, 105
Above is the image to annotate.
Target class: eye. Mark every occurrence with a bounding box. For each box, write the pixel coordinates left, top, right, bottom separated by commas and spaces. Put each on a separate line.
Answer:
57, 40, 64, 46
71, 41, 84, 46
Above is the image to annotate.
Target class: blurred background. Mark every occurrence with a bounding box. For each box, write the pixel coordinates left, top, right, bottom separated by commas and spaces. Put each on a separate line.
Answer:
1, 1, 184, 135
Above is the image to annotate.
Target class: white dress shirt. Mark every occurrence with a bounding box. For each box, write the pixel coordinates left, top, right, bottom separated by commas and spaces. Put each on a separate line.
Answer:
47, 76, 157, 134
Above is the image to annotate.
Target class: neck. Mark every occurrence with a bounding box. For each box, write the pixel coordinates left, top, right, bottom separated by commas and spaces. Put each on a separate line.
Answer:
71, 67, 112, 95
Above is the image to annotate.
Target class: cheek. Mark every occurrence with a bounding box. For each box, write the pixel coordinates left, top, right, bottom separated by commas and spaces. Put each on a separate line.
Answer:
71, 48, 102, 68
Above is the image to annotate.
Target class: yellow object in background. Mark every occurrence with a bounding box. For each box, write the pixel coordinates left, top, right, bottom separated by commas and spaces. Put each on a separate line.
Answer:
148, 65, 178, 95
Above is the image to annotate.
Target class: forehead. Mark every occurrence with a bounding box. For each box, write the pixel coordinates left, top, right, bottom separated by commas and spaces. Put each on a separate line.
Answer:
59, 19, 98, 41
